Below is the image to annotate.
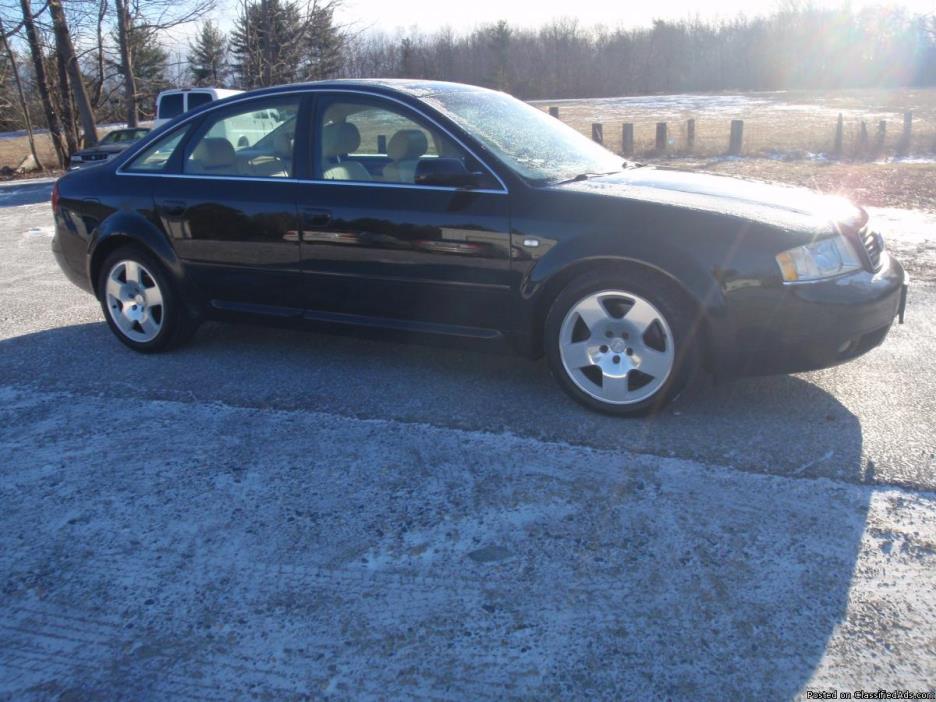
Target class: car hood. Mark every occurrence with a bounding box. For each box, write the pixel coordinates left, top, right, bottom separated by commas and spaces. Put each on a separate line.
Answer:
556, 167, 867, 235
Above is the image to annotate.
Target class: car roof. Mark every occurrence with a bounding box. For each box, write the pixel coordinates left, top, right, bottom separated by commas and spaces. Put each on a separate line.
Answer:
235, 79, 497, 101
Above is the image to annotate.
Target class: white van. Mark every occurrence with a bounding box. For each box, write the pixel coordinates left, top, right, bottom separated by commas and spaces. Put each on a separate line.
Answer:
154, 88, 242, 127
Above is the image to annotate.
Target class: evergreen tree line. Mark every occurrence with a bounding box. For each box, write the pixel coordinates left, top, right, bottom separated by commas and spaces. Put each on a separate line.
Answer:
187, 6, 936, 99
337, 9, 936, 99
2, 0, 935, 171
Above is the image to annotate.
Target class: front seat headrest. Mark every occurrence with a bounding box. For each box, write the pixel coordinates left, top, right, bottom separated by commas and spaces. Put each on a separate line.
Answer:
191, 137, 235, 170
388, 129, 429, 161
322, 122, 361, 159
273, 130, 293, 159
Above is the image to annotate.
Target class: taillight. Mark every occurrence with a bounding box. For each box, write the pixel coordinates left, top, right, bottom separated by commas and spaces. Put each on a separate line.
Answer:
51, 181, 60, 213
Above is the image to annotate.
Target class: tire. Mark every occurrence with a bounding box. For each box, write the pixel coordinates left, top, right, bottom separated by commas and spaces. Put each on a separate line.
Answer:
544, 268, 701, 416
96, 245, 198, 353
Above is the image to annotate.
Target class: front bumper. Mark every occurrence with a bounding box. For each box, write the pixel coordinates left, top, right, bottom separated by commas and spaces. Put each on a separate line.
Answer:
731, 251, 906, 376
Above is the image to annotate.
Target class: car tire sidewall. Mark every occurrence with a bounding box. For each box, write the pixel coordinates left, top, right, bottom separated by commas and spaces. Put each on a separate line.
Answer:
96, 246, 188, 353
544, 271, 700, 416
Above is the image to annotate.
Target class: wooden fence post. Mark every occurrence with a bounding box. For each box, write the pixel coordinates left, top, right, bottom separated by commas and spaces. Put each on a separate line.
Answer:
834, 113, 844, 157
858, 121, 868, 157
655, 122, 667, 152
622, 123, 634, 156
898, 111, 912, 155
728, 120, 744, 155
592, 123, 603, 144
687, 118, 696, 152
548, 106, 559, 119
377, 134, 387, 154
876, 120, 887, 153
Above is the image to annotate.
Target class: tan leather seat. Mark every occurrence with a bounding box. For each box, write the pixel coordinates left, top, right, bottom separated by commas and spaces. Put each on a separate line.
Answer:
246, 129, 293, 177
189, 137, 237, 175
322, 123, 371, 181
383, 129, 428, 183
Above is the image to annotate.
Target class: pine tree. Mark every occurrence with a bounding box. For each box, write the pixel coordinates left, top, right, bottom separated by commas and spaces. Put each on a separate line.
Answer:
231, 0, 344, 88
488, 20, 511, 91
231, 0, 306, 88
107, 25, 169, 121
189, 20, 229, 86
307, 3, 342, 80
0, 49, 14, 130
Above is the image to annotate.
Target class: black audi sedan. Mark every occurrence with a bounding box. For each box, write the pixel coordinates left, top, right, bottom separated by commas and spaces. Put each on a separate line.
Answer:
51, 79, 908, 415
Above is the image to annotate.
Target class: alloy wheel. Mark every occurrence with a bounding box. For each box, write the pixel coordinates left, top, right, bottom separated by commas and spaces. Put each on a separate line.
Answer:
104, 259, 165, 343
558, 289, 675, 405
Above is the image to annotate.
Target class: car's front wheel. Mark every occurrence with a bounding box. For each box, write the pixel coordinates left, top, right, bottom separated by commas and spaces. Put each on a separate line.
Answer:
545, 270, 700, 416
97, 245, 197, 352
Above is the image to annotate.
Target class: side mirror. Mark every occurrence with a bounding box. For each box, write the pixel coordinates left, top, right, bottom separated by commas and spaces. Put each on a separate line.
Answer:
414, 158, 489, 189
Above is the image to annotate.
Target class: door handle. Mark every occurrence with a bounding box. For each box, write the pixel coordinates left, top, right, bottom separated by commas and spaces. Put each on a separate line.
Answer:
301, 208, 332, 228
159, 200, 188, 217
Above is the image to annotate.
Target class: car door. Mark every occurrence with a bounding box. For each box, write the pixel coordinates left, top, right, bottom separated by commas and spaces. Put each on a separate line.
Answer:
295, 92, 512, 335
149, 95, 305, 311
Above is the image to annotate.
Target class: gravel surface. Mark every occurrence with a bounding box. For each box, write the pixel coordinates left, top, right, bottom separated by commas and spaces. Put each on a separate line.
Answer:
1, 179, 934, 700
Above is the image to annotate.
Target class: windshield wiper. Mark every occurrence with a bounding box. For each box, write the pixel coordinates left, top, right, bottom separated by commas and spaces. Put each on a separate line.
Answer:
553, 170, 622, 186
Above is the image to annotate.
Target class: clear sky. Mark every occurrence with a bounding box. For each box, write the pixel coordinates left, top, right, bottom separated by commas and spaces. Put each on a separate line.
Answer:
214, 0, 936, 34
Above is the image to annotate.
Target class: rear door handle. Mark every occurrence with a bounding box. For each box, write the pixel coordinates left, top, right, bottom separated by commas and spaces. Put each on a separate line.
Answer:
159, 200, 188, 217
301, 208, 331, 228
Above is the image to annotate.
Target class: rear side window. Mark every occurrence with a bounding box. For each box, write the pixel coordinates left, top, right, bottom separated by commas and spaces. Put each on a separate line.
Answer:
187, 92, 212, 110
184, 98, 299, 178
125, 128, 189, 172
158, 93, 183, 120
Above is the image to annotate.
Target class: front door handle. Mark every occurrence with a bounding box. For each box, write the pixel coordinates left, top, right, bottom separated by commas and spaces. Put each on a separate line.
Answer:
301, 208, 332, 228
159, 200, 188, 217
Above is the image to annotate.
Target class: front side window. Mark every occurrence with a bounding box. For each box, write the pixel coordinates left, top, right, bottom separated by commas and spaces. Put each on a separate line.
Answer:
316, 97, 498, 188
184, 98, 299, 178
125, 127, 189, 172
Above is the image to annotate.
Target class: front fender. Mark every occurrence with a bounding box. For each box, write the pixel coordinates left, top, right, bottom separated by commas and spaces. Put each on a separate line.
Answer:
509, 190, 783, 372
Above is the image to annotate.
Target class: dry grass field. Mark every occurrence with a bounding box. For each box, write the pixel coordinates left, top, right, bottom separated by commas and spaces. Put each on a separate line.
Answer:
533, 87, 936, 158
533, 87, 936, 211
0, 132, 62, 173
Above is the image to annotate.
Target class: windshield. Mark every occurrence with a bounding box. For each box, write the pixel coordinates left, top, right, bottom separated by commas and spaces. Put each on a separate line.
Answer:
423, 90, 624, 185
101, 129, 149, 145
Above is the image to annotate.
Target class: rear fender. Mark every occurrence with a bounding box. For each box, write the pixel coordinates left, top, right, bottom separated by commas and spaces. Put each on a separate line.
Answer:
88, 210, 203, 315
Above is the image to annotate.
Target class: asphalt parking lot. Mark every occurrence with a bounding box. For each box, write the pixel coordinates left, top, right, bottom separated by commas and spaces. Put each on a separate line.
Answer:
1, 178, 935, 699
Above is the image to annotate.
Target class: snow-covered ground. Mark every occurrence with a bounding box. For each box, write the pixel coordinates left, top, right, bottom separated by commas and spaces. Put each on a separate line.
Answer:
1, 385, 934, 700
0, 193, 934, 699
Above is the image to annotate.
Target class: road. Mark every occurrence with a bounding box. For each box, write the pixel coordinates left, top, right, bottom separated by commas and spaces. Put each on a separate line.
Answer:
1, 178, 934, 700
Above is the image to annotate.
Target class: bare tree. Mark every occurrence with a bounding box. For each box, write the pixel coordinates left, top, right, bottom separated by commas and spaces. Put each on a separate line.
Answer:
113, 0, 136, 125
49, 0, 97, 147
0, 16, 43, 169
113, 0, 213, 124
18, 0, 67, 166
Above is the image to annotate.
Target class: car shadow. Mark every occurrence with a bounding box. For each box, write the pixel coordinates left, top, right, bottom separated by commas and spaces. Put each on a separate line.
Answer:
0, 321, 867, 697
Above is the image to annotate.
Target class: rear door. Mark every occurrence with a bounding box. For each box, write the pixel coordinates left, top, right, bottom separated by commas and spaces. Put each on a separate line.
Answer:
296, 92, 512, 335
149, 94, 306, 311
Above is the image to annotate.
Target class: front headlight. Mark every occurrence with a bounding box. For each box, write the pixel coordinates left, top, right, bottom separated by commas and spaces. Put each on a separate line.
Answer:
775, 235, 862, 282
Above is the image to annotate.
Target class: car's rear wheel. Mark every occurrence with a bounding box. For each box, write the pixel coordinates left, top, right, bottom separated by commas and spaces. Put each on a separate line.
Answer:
97, 246, 197, 352
545, 270, 700, 416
